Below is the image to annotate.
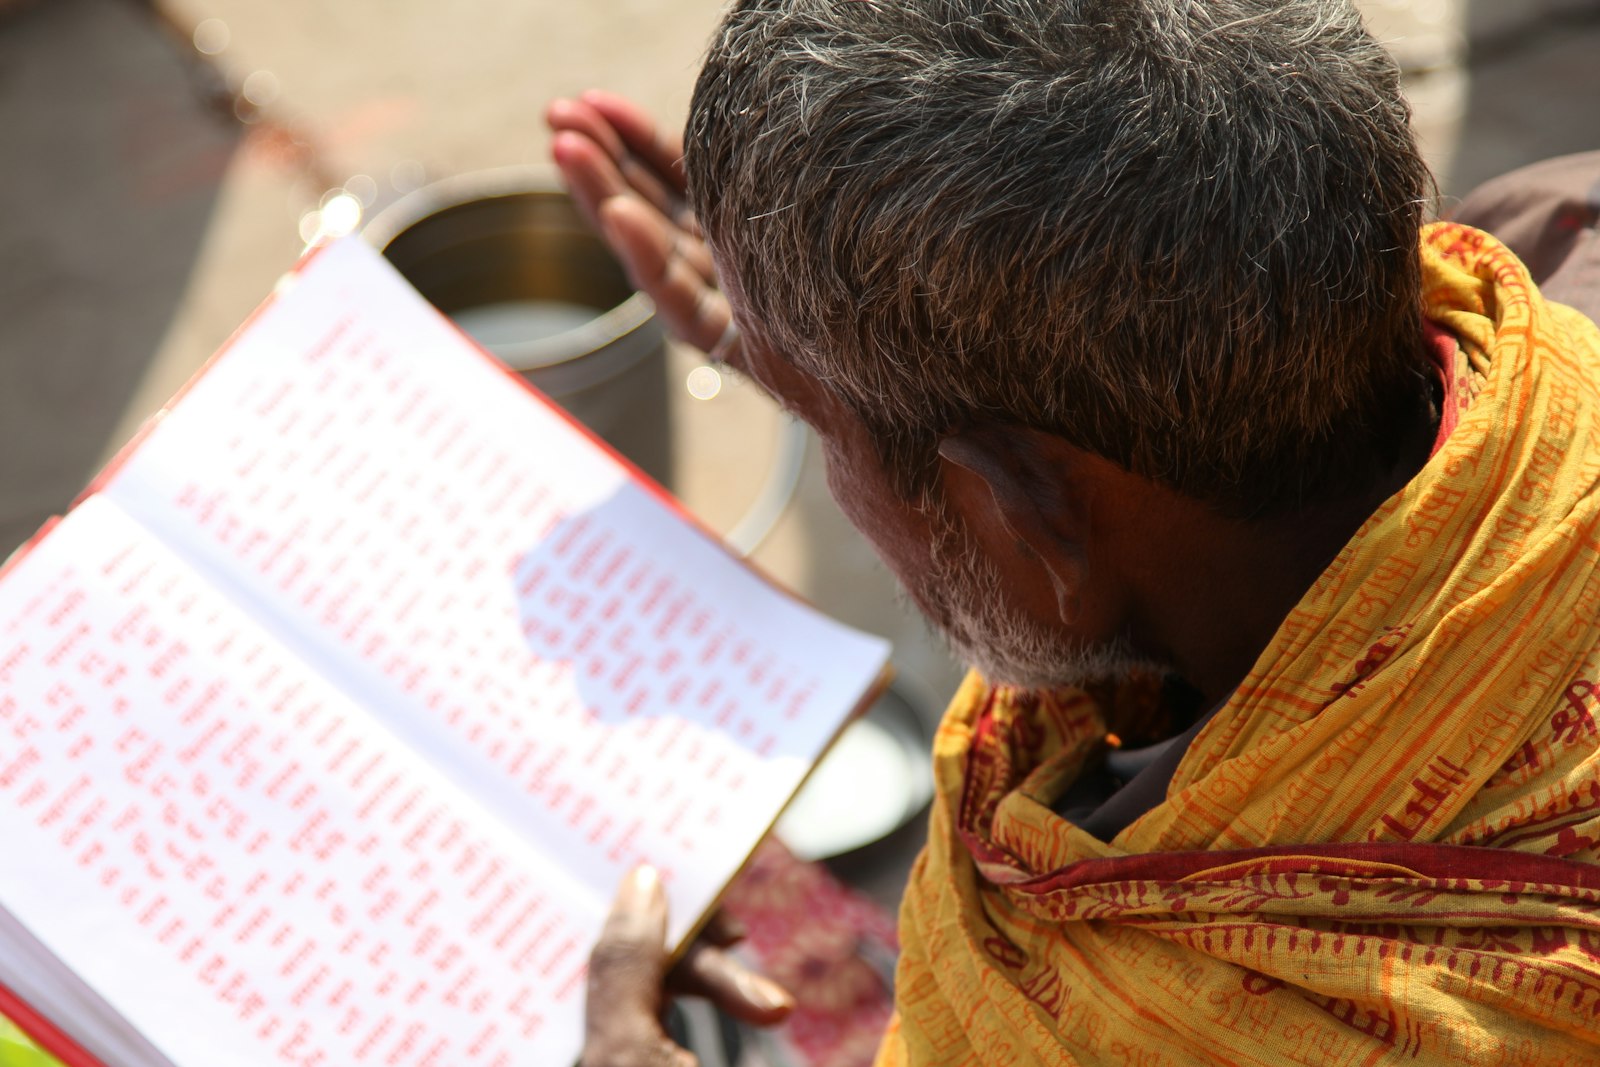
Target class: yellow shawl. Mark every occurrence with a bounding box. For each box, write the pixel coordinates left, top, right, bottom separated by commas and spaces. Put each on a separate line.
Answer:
881, 224, 1600, 1066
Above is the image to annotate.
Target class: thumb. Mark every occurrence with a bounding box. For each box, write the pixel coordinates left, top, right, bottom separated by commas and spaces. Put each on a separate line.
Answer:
586, 866, 670, 1034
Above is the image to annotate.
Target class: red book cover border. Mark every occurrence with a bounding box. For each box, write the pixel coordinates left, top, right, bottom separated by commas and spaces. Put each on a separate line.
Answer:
0, 979, 102, 1067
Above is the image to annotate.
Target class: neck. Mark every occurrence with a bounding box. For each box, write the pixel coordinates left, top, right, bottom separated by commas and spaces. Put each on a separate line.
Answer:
1112, 402, 1438, 706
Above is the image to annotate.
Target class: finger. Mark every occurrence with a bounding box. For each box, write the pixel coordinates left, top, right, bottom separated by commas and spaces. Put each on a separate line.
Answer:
551, 128, 635, 234
668, 942, 794, 1027
546, 97, 628, 162
603, 203, 728, 351
620, 156, 696, 232
586, 866, 670, 1042
698, 910, 746, 949
580, 89, 688, 193
551, 132, 708, 281
601, 197, 730, 352
550, 97, 687, 223
596, 192, 716, 293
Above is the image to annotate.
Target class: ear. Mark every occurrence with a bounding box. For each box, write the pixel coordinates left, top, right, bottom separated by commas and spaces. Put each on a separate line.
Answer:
937, 425, 1088, 623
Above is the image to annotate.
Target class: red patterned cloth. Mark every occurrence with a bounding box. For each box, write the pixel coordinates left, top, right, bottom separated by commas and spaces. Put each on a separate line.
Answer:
721, 840, 899, 1067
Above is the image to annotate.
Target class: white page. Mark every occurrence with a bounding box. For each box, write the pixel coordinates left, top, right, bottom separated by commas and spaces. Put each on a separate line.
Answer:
99, 237, 890, 941
0, 498, 603, 1066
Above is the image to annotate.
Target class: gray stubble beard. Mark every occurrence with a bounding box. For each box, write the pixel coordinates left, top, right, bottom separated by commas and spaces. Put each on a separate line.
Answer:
908, 499, 1172, 692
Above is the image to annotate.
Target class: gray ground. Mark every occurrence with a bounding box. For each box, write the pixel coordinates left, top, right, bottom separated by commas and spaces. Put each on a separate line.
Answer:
3, 0, 1599, 904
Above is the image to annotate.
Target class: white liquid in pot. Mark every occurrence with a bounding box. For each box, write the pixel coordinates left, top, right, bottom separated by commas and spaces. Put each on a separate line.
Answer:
451, 299, 598, 355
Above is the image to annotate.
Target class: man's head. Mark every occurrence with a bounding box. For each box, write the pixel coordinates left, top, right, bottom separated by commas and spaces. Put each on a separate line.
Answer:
684, 0, 1433, 688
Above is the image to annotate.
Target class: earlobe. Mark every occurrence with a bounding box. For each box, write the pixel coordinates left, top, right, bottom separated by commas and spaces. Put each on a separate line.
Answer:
936, 427, 1089, 624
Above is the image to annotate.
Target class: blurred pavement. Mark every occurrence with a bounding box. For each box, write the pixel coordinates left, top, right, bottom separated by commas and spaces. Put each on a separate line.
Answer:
2, 0, 1599, 905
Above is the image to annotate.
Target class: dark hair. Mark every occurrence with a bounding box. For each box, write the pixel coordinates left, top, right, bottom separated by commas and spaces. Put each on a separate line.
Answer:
686, 0, 1433, 516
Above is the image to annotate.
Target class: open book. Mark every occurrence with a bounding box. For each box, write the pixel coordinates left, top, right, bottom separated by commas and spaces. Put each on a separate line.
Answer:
0, 238, 890, 1067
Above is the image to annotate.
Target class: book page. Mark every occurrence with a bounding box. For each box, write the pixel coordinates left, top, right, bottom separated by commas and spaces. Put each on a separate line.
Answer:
98, 237, 891, 942
0, 497, 602, 1066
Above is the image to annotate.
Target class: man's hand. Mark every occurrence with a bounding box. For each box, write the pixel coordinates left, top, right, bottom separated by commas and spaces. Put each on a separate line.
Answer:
583, 866, 793, 1067
546, 92, 735, 357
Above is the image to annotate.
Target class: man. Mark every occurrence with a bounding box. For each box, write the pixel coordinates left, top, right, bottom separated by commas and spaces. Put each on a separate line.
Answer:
549, 0, 1600, 1063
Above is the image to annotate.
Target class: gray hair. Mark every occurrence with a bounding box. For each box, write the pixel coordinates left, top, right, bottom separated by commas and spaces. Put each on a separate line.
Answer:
686, 0, 1434, 516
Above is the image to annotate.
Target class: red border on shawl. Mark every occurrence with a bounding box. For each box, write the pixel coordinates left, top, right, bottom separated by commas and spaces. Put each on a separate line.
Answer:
1004, 840, 1600, 896
1423, 318, 1463, 451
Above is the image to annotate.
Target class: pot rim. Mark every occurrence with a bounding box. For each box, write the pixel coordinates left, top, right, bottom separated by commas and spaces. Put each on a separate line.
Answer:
361, 164, 660, 379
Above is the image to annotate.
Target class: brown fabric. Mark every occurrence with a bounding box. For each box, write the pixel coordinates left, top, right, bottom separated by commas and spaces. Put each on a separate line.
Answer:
1449, 149, 1600, 322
